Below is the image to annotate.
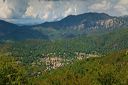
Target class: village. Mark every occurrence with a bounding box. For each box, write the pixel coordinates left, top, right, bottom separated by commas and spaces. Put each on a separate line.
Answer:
31, 51, 101, 71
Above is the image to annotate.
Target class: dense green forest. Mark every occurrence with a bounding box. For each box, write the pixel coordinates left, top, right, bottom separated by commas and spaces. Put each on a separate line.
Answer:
0, 28, 128, 85
0, 50, 128, 85
0, 28, 127, 64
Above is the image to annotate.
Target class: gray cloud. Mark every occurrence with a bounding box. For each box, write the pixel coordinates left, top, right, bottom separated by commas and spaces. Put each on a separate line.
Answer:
0, 0, 128, 24
0, 0, 28, 18
24, 0, 87, 21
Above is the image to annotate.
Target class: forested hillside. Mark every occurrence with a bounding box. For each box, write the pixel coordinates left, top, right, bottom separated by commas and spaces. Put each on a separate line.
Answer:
0, 28, 127, 64
0, 49, 128, 85
36, 50, 128, 85
0, 0, 128, 84
0, 21, 128, 85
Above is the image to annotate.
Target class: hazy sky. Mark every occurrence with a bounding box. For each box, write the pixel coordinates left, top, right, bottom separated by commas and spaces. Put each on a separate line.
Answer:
0, 0, 128, 23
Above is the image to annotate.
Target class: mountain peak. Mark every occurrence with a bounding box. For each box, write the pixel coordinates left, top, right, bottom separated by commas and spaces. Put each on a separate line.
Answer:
41, 12, 114, 29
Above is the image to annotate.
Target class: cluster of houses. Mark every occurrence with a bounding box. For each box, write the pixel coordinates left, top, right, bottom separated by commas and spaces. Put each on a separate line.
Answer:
75, 52, 100, 60
126, 50, 128, 55
32, 52, 101, 71
45, 57, 63, 70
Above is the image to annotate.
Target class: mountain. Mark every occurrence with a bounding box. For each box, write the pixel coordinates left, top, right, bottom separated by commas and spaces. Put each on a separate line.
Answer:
0, 12, 128, 40
33, 12, 128, 39
0, 20, 48, 40
40, 12, 128, 31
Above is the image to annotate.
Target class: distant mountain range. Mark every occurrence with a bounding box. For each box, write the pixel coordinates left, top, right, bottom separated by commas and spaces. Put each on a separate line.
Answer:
0, 20, 48, 40
0, 12, 128, 40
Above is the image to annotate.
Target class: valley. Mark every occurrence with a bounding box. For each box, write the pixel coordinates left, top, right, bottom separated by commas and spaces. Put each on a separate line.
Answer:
0, 12, 128, 85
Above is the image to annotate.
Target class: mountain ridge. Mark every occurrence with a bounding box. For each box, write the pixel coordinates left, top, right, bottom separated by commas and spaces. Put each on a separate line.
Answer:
0, 12, 128, 40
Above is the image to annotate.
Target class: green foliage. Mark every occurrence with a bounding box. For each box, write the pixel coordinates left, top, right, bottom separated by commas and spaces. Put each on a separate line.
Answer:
0, 28, 127, 84
0, 50, 128, 85
0, 28, 127, 64
0, 29, 125, 64
35, 50, 128, 85
0, 54, 30, 85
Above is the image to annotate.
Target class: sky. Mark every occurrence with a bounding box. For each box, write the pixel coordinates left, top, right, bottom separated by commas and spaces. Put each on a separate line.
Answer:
0, 0, 128, 24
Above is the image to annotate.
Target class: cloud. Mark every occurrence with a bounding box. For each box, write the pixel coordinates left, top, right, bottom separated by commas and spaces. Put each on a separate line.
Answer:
0, 0, 87, 21
25, 0, 55, 20
0, 0, 28, 18
88, 0, 111, 12
114, 0, 128, 15
0, 1, 12, 18
0, 0, 128, 24
24, 0, 86, 21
